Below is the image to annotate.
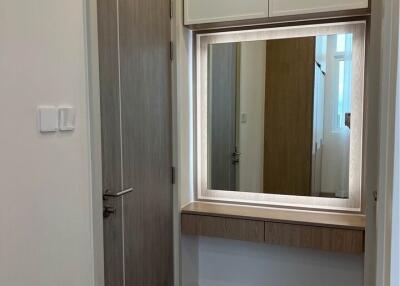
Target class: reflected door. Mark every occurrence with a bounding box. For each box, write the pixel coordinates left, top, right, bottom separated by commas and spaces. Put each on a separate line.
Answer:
263, 37, 315, 196
208, 44, 238, 191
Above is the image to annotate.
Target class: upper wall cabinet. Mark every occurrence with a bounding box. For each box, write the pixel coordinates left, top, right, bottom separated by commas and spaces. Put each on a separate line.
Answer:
184, 0, 370, 27
269, 0, 369, 17
184, 0, 269, 25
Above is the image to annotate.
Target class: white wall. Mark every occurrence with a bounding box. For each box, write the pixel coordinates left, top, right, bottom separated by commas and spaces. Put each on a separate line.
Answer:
376, 0, 400, 284
238, 41, 266, 193
198, 237, 364, 286
0, 1, 94, 286
391, 16, 400, 284
320, 36, 350, 196
391, 85, 399, 285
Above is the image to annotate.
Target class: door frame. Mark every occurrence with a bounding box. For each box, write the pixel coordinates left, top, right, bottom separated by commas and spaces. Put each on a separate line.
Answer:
376, 0, 399, 284
84, 0, 105, 285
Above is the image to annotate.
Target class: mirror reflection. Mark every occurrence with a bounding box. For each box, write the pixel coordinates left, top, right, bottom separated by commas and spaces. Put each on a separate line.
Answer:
208, 34, 353, 199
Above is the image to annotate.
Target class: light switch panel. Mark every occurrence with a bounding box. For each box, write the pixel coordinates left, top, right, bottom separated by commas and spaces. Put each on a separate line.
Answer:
241, 112, 248, 123
58, 106, 75, 131
38, 106, 58, 133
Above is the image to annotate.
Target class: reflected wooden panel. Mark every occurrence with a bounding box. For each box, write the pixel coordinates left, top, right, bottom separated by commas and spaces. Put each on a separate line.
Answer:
263, 37, 315, 196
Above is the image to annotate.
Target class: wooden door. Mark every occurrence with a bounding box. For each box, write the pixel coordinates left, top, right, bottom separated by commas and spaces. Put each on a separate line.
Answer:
263, 37, 315, 196
209, 43, 238, 191
97, 0, 173, 285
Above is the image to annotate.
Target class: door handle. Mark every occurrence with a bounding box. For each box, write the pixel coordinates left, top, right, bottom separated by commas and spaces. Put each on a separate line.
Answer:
103, 206, 116, 218
103, 188, 134, 199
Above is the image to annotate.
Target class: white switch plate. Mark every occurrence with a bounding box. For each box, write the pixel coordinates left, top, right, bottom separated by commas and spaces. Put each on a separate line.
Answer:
38, 106, 58, 133
58, 106, 75, 131
241, 112, 248, 123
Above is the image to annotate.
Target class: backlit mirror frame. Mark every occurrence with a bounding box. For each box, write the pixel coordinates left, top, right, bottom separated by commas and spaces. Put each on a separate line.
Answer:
195, 21, 366, 212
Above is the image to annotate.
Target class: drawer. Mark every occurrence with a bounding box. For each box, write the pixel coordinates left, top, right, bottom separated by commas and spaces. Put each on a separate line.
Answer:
265, 221, 365, 253
182, 214, 265, 243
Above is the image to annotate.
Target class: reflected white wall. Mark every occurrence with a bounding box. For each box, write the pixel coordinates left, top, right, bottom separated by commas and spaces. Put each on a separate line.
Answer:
238, 41, 266, 193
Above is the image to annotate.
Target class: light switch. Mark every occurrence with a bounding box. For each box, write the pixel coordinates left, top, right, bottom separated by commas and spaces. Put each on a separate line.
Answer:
58, 106, 75, 131
38, 106, 58, 133
241, 112, 248, 123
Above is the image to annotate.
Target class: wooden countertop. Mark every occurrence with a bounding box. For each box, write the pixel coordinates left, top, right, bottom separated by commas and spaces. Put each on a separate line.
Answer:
181, 202, 366, 230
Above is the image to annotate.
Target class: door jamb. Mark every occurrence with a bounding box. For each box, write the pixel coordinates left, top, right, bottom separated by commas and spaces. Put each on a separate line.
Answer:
84, 0, 105, 285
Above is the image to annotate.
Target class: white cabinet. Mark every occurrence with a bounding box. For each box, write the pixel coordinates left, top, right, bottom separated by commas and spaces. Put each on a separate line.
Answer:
269, 0, 369, 17
184, 0, 269, 25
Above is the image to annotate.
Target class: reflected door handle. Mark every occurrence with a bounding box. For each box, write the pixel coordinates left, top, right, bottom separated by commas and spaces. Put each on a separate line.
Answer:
103, 188, 134, 199
345, 113, 351, 129
232, 152, 241, 165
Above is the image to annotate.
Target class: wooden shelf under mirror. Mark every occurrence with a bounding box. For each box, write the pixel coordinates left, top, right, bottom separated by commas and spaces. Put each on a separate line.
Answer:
181, 202, 365, 254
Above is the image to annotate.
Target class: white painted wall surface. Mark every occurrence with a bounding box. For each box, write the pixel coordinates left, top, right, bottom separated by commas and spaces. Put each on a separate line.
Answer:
391, 19, 400, 284
392, 93, 399, 285
198, 237, 364, 286
0, 1, 94, 286
238, 41, 266, 193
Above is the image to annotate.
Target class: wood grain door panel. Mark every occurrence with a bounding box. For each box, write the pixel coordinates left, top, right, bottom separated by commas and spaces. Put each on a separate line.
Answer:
98, 0, 173, 284
263, 37, 315, 196
97, 0, 124, 285
119, 0, 173, 284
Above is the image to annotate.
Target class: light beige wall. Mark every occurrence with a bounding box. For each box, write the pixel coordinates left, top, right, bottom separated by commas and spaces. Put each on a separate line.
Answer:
238, 41, 266, 193
0, 1, 94, 285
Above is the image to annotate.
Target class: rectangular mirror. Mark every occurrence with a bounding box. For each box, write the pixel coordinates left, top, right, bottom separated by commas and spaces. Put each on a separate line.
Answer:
197, 22, 366, 211
208, 34, 353, 199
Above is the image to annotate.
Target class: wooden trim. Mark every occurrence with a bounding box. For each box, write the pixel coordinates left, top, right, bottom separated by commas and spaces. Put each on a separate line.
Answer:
182, 202, 366, 230
186, 9, 371, 32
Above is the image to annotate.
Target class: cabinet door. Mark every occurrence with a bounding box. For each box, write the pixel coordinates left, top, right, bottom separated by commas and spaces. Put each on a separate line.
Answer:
184, 0, 269, 25
269, 0, 368, 17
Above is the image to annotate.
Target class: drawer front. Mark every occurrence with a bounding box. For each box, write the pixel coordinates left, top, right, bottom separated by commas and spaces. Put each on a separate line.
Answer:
265, 222, 365, 253
269, 0, 369, 17
182, 214, 265, 243
184, 0, 269, 25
